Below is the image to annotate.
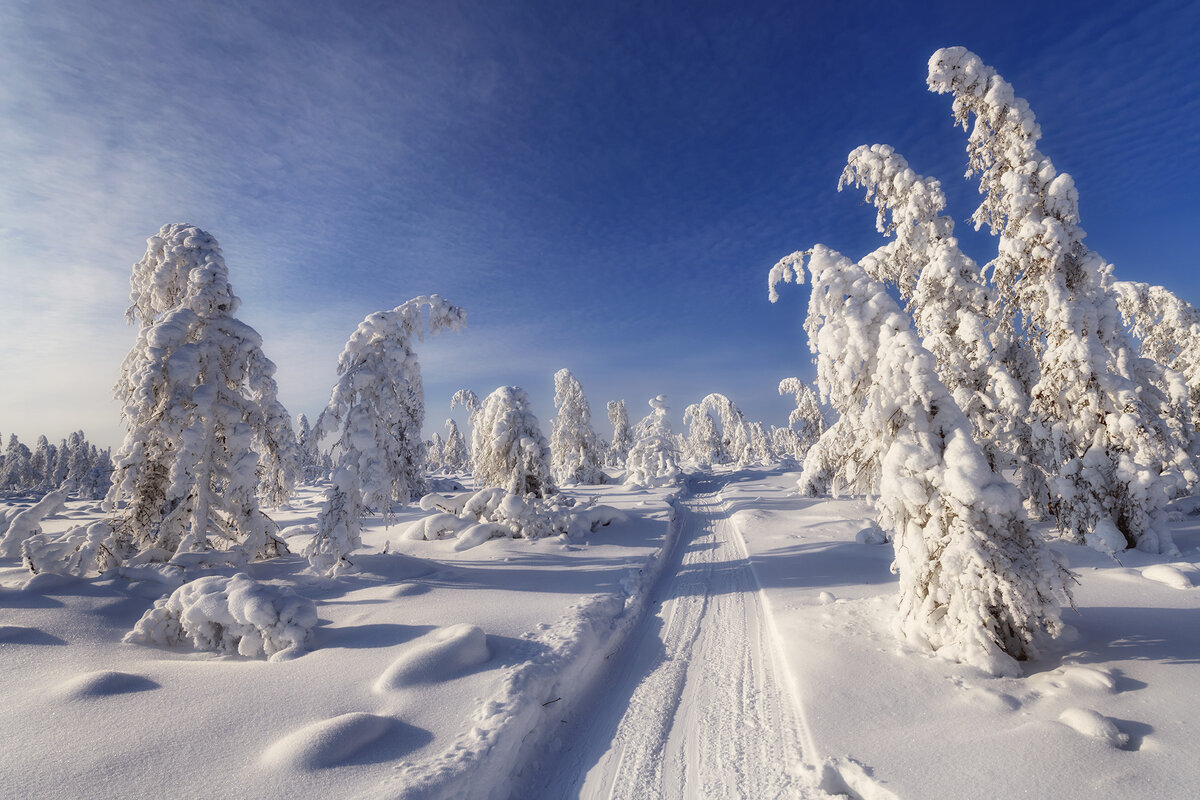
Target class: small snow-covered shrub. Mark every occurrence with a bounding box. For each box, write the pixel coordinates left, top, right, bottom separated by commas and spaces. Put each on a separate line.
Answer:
406, 488, 626, 548
124, 573, 317, 660
22, 521, 116, 577
0, 490, 67, 558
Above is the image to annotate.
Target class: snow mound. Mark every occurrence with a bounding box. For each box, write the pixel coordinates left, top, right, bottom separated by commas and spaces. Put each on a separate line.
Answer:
854, 521, 887, 544
820, 757, 902, 800
55, 670, 159, 700
375, 624, 491, 691
1058, 707, 1130, 748
1141, 564, 1194, 590
1084, 519, 1127, 554
0, 625, 66, 645
261, 712, 393, 770
1031, 665, 1117, 695
124, 573, 317, 660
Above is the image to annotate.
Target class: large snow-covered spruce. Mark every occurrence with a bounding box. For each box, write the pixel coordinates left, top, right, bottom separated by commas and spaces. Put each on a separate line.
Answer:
470, 386, 555, 498
625, 395, 681, 487
771, 245, 1069, 673
927, 47, 1184, 553
105, 224, 298, 565
550, 369, 605, 485
307, 295, 465, 575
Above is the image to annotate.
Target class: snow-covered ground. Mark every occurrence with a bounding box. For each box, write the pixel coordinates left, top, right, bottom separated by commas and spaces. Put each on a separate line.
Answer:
3, 468, 1199, 799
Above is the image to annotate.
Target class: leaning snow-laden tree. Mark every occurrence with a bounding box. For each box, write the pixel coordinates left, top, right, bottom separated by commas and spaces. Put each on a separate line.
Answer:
442, 418, 470, 473
771, 245, 1070, 674
838, 144, 1041, 507
606, 399, 633, 467
928, 47, 1183, 552
550, 369, 605, 485
307, 296, 465, 575
471, 386, 555, 497
778, 377, 825, 457
450, 388, 482, 464
105, 224, 297, 564
625, 395, 682, 487
687, 393, 750, 465
315, 295, 466, 514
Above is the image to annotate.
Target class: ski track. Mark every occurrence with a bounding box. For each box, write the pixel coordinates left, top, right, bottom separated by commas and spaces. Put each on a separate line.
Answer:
527, 477, 822, 799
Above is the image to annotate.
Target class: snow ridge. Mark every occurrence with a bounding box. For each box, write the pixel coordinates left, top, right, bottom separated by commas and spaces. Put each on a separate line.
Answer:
368, 488, 686, 800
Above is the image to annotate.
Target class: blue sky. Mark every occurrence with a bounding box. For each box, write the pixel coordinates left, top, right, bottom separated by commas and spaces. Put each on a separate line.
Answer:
2, 0, 1198, 448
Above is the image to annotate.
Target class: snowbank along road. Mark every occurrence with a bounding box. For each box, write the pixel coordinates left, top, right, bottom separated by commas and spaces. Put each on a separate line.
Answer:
524, 475, 826, 798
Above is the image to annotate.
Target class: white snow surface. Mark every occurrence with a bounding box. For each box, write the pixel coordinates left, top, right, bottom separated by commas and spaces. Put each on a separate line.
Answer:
3, 468, 1200, 798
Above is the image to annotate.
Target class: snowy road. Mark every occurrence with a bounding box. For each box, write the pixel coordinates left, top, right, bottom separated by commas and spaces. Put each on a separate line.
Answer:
523, 477, 824, 799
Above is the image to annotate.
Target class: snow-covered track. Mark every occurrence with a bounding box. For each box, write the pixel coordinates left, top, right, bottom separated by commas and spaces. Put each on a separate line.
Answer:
522, 477, 824, 798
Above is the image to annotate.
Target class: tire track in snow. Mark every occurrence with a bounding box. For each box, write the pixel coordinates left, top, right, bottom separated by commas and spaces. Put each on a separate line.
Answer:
524, 478, 824, 799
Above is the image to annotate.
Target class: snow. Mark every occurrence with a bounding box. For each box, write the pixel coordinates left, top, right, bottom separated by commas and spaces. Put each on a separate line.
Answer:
5, 468, 1200, 798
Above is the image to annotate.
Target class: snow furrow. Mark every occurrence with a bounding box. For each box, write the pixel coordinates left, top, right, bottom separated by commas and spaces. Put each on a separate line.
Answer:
524, 482, 823, 798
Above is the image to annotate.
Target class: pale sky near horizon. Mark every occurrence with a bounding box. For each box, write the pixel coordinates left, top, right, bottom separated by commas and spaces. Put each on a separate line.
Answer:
2, 0, 1198, 449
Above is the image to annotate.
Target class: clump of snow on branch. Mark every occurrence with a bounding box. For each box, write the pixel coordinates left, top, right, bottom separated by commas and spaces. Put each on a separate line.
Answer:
550, 369, 605, 485
124, 572, 317, 660
105, 224, 296, 567
470, 386, 555, 498
306, 295, 466, 575
625, 395, 681, 487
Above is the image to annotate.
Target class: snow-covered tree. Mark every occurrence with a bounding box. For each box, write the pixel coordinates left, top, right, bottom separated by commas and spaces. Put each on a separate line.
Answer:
29, 436, 54, 491
682, 403, 722, 465
838, 144, 1040, 506
778, 377, 825, 457
771, 244, 1069, 674
625, 395, 681, 487
470, 386, 555, 497
1111, 281, 1200, 486
2, 435, 32, 490
606, 399, 633, 468
450, 388, 482, 466
550, 369, 605, 485
315, 295, 466, 514
683, 394, 750, 466
928, 47, 1183, 552
295, 414, 326, 483
442, 418, 470, 473
745, 421, 773, 465
105, 224, 296, 563
306, 296, 465, 575
427, 432, 445, 473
